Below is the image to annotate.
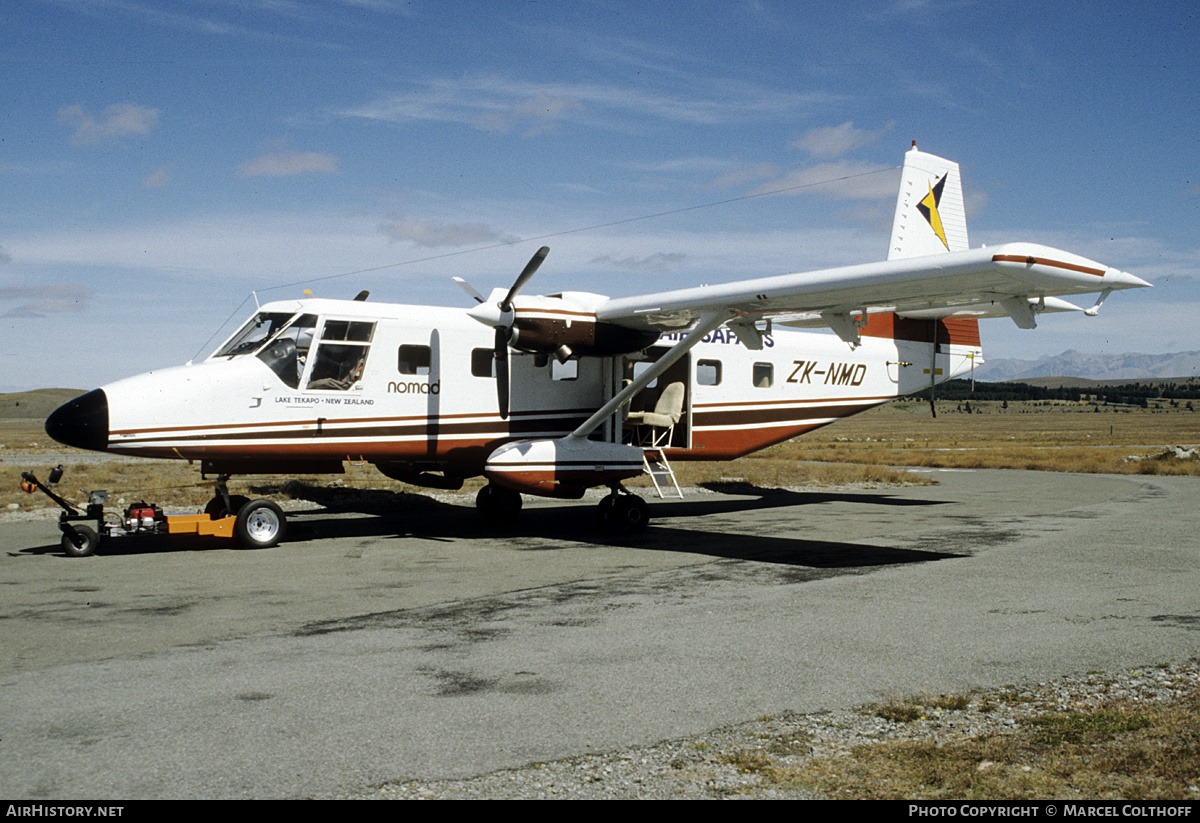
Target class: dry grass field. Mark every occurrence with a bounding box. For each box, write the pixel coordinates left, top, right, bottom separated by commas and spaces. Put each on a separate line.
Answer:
780, 398, 1200, 477
3, 397, 1196, 516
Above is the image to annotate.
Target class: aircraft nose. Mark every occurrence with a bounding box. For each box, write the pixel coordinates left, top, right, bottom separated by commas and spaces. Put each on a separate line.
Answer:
45, 389, 110, 452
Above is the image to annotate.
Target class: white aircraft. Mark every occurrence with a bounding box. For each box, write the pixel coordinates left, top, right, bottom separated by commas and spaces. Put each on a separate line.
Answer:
44, 145, 1149, 544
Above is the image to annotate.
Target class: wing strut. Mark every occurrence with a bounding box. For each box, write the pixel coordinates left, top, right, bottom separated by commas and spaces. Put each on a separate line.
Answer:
566, 311, 727, 443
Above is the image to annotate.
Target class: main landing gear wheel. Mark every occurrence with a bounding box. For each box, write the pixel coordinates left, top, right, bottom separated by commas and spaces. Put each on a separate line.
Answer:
61, 524, 99, 558
234, 499, 287, 549
596, 492, 649, 534
476, 484, 522, 520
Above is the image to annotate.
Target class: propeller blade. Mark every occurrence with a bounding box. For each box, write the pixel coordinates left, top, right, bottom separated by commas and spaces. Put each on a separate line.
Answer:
499, 246, 549, 313
494, 326, 510, 420
452, 277, 486, 304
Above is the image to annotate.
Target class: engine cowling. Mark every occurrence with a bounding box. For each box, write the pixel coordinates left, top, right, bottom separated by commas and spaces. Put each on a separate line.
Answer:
506, 292, 658, 359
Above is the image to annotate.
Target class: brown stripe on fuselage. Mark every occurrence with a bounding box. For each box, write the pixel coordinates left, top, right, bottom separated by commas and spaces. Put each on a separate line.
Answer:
692, 401, 878, 428
109, 407, 595, 438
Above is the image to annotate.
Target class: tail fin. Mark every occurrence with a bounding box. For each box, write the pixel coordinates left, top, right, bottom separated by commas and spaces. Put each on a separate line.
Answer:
888, 144, 968, 260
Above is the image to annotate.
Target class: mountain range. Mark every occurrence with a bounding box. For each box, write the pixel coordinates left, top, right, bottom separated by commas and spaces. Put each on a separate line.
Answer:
973, 350, 1200, 382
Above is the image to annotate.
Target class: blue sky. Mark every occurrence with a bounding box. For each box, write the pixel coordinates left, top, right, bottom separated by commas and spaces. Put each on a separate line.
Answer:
3, 0, 1197, 393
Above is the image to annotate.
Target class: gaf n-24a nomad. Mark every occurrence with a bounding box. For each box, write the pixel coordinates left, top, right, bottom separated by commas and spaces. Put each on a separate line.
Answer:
45, 145, 1149, 548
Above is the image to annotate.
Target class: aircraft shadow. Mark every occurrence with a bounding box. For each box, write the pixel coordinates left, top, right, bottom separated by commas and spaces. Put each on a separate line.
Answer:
276, 482, 962, 570
15, 482, 961, 570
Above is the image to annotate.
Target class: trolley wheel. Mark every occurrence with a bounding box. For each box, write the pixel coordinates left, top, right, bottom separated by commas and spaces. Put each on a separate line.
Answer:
234, 500, 287, 549
62, 524, 100, 558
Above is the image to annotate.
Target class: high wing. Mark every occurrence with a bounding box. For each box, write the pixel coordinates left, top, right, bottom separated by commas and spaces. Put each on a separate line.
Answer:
595, 241, 1148, 343
594, 146, 1149, 345
459, 144, 1149, 446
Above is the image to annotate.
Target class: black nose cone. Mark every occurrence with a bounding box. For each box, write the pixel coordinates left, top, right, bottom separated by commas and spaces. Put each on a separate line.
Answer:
45, 389, 110, 452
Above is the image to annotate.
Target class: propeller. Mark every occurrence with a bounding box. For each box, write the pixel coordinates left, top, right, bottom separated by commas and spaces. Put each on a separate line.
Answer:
459, 246, 550, 419
495, 326, 511, 419
452, 277, 485, 304
499, 246, 549, 316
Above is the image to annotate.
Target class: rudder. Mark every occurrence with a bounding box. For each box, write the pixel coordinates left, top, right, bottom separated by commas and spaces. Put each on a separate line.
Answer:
888, 143, 968, 260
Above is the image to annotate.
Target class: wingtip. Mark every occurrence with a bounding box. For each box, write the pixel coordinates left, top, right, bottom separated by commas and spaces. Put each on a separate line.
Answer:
1107, 268, 1152, 289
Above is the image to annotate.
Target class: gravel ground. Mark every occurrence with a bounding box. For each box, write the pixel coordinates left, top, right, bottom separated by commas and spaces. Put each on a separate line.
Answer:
338, 659, 1200, 800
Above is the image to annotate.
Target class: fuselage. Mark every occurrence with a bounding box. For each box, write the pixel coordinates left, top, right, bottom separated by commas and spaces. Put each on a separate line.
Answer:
45, 296, 981, 489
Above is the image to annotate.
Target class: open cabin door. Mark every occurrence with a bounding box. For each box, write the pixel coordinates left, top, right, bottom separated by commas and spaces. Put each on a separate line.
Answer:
606, 348, 691, 449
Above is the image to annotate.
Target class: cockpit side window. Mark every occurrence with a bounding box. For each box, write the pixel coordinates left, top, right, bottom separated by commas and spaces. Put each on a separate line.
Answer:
215, 312, 295, 358
306, 320, 376, 391
255, 314, 317, 389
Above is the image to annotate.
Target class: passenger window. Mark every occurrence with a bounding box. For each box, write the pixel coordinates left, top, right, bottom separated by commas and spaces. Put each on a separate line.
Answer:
697, 359, 722, 386
630, 360, 658, 389
753, 362, 773, 388
471, 348, 496, 378
398, 345, 432, 376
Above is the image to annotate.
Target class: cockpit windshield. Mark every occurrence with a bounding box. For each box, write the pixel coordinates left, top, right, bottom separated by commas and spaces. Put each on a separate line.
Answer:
214, 312, 295, 358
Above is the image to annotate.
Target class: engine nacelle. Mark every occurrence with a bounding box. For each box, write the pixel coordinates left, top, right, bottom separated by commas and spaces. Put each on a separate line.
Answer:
508, 292, 659, 359
484, 438, 645, 498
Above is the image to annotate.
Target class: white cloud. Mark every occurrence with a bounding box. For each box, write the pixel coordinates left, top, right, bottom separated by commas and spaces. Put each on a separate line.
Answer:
142, 165, 173, 188
0, 283, 91, 317
6, 213, 382, 284
58, 103, 159, 145
339, 75, 831, 135
744, 161, 901, 201
790, 121, 895, 159
590, 252, 687, 272
238, 151, 339, 177
378, 214, 516, 248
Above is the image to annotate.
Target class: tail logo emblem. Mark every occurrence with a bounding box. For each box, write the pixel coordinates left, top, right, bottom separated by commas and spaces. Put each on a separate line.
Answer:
917, 174, 950, 250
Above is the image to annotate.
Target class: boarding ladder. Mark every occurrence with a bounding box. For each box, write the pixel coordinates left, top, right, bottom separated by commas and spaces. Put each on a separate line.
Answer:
642, 449, 683, 499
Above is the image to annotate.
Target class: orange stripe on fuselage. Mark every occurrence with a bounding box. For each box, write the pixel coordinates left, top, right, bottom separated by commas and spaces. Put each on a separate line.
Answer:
991, 254, 1105, 277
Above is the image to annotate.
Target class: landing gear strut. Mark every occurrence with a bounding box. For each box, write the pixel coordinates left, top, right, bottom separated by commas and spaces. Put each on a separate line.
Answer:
596, 486, 649, 534
203, 475, 249, 520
